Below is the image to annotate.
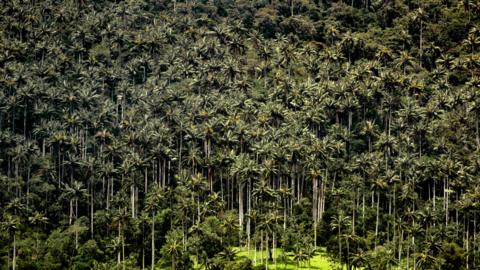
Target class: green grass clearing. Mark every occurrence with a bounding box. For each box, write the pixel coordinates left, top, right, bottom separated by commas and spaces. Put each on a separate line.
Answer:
234, 247, 337, 270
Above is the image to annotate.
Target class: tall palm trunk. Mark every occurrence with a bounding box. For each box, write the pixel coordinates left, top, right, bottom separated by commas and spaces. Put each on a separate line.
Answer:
413, 234, 416, 270
69, 199, 73, 225
476, 112, 479, 151
273, 232, 277, 269
239, 180, 244, 244
375, 191, 380, 249
117, 221, 121, 266
122, 223, 125, 270
247, 180, 251, 254
406, 233, 410, 269
151, 211, 155, 270
265, 232, 269, 270
338, 223, 342, 270
313, 176, 318, 247
91, 187, 94, 238
419, 20, 423, 67
75, 198, 79, 249
131, 185, 135, 218
12, 233, 16, 270
254, 237, 257, 266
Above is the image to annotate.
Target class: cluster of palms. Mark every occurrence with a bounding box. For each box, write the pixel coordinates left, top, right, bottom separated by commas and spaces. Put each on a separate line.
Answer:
1, 0, 480, 269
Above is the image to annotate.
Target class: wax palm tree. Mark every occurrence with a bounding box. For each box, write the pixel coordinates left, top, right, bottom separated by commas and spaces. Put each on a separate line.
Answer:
331, 210, 352, 269
28, 211, 49, 254
292, 246, 309, 269
144, 185, 165, 270
111, 206, 130, 270
217, 247, 237, 263
186, 173, 208, 224
411, 8, 427, 65
2, 214, 19, 270
396, 51, 416, 75
67, 217, 88, 249
415, 249, 438, 270
61, 181, 85, 223
163, 230, 183, 270
352, 249, 372, 270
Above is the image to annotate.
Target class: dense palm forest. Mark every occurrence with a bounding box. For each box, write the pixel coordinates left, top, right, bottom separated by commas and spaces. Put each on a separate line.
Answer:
1, 0, 480, 269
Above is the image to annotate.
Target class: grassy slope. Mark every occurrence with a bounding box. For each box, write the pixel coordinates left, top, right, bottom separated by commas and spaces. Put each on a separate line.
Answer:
234, 247, 337, 270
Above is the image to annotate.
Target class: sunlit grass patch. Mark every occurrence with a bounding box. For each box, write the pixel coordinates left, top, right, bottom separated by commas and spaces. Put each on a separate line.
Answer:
234, 247, 336, 269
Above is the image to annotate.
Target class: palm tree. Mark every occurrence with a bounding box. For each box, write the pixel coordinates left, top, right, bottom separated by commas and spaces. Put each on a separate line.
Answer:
2, 214, 19, 270
218, 247, 237, 263
111, 206, 130, 270
307, 165, 322, 248
144, 185, 164, 270
293, 246, 309, 270
396, 51, 416, 75
360, 120, 378, 153
371, 178, 388, 248
415, 250, 438, 270
304, 244, 318, 269
186, 173, 208, 224
164, 231, 183, 270
411, 8, 427, 66
352, 249, 372, 270
67, 218, 88, 250
331, 210, 352, 270
64, 181, 87, 226
340, 31, 358, 63
28, 212, 49, 250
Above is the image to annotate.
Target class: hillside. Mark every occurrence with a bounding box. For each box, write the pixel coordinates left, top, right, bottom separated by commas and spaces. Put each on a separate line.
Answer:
1, 0, 480, 269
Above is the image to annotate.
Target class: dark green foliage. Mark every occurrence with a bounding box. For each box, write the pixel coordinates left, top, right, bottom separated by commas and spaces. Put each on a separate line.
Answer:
1, 0, 480, 269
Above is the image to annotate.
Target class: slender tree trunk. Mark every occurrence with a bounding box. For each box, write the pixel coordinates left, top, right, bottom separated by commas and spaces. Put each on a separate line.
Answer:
474, 213, 477, 269
467, 225, 470, 270
476, 112, 479, 151
239, 180, 244, 245
406, 233, 410, 270
151, 211, 155, 270
375, 191, 380, 249
131, 185, 135, 218
338, 224, 342, 270
118, 222, 121, 266
122, 222, 125, 270
12, 233, 16, 270
254, 237, 257, 266
69, 199, 73, 225
398, 229, 403, 262
445, 176, 449, 225
75, 198, 79, 249
413, 234, 416, 270
273, 232, 277, 269
283, 196, 287, 231
419, 21, 423, 67
26, 166, 30, 210
265, 232, 269, 270
260, 231, 263, 265
313, 177, 318, 248
346, 234, 350, 270
247, 180, 251, 254
362, 189, 365, 234
91, 188, 94, 238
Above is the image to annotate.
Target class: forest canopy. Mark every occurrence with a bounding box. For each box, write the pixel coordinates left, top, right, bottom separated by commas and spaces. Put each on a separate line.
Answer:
1, 0, 480, 269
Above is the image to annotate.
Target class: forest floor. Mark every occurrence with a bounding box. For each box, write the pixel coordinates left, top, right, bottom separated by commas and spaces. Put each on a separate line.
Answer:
234, 247, 336, 269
